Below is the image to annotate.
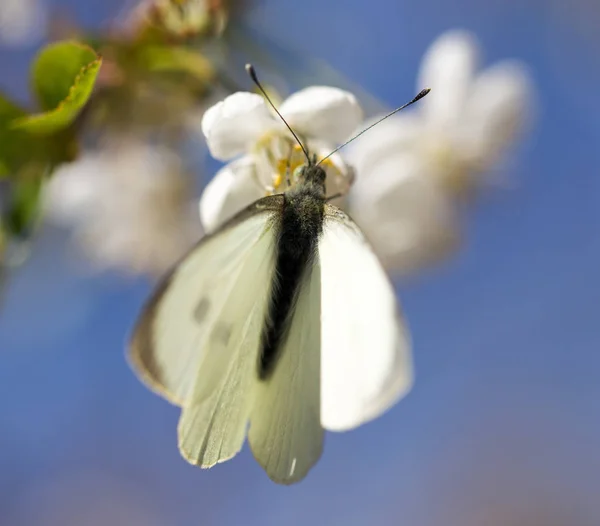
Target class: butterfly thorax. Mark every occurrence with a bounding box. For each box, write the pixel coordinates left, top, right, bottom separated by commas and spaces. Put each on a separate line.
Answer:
258, 164, 326, 380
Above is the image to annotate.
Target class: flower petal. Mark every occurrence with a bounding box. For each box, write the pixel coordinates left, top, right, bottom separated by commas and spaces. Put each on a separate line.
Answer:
201, 92, 275, 161
47, 142, 201, 276
44, 156, 104, 223
349, 154, 460, 274
280, 86, 363, 144
464, 60, 533, 166
418, 29, 480, 128
344, 113, 425, 174
199, 156, 265, 233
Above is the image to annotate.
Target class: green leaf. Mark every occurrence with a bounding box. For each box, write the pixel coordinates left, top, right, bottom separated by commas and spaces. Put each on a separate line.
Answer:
0, 94, 25, 121
2, 166, 45, 238
31, 40, 101, 111
11, 41, 102, 135
0, 93, 73, 178
0, 94, 33, 177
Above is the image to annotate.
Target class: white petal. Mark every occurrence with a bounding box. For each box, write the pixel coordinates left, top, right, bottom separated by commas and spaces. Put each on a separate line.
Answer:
344, 113, 425, 174
418, 29, 480, 127
280, 86, 363, 144
44, 155, 106, 223
349, 154, 459, 274
201, 92, 276, 161
199, 156, 265, 233
47, 142, 201, 276
464, 61, 533, 165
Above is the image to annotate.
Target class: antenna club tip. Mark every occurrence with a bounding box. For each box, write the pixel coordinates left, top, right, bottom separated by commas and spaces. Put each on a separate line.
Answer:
412, 88, 431, 103
246, 63, 257, 79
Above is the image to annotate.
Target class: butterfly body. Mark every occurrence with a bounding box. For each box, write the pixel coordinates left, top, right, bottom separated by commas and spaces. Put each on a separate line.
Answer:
127, 62, 431, 483
259, 164, 326, 379
127, 62, 435, 482
130, 158, 411, 485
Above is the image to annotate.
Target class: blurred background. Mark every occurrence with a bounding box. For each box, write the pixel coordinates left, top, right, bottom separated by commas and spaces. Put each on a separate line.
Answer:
1, 0, 600, 525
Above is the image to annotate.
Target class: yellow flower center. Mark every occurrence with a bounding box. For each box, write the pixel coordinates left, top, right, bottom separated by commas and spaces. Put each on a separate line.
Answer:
253, 133, 343, 195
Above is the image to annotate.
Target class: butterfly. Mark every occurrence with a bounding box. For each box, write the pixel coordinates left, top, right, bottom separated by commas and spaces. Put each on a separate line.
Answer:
129, 65, 429, 484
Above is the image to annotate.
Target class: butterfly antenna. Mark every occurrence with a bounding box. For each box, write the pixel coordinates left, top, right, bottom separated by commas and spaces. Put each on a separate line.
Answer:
317, 88, 431, 166
246, 64, 311, 164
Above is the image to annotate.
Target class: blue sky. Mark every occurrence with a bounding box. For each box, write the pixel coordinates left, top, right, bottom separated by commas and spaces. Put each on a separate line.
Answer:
1, 1, 599, 525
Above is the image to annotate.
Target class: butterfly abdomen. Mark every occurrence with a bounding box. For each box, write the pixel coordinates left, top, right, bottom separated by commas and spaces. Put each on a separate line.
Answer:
258, 187, 325, 380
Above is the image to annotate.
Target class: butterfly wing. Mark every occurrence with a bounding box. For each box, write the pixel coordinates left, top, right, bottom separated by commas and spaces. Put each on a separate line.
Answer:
177, 213, 279, 467
130, 196, 408, 479
248, 256, 323, 484
130, 196, 282, 466
318, 204, 413, 432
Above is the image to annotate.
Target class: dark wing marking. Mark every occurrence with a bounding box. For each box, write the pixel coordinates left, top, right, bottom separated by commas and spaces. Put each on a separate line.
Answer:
129, 194, 284, 404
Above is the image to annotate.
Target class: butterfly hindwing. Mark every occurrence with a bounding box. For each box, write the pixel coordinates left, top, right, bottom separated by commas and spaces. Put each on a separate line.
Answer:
248, 255, 323, 484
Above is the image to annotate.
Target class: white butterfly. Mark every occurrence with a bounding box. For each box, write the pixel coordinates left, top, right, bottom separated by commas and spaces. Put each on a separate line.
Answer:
129, 68, 426, 484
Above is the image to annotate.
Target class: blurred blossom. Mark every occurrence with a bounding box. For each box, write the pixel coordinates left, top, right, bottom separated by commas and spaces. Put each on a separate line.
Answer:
348, 145, 459, 275
199, 88, 361, 232
197, 32, 532, 276
0, 0, 46, 46
44, 140, 202, 276
347, 29, 533, 274
124, 0, 230, 39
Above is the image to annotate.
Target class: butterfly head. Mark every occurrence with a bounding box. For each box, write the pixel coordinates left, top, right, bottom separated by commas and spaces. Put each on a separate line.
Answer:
293, 154, 326, 191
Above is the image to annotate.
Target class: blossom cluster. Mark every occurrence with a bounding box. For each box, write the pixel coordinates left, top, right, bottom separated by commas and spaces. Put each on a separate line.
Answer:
198, 30, 532, 275
45, 30, 532, 276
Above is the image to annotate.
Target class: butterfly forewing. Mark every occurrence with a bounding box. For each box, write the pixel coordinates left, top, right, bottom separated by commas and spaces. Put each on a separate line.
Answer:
129, 196, 283, 406
318, 204, 412, 432
177, 216, 277, 467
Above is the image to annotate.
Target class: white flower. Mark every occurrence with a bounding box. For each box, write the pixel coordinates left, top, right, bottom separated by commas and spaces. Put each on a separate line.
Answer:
347, 29, 533, 273
45, 140, 202, 276
199, 88, 362, 232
